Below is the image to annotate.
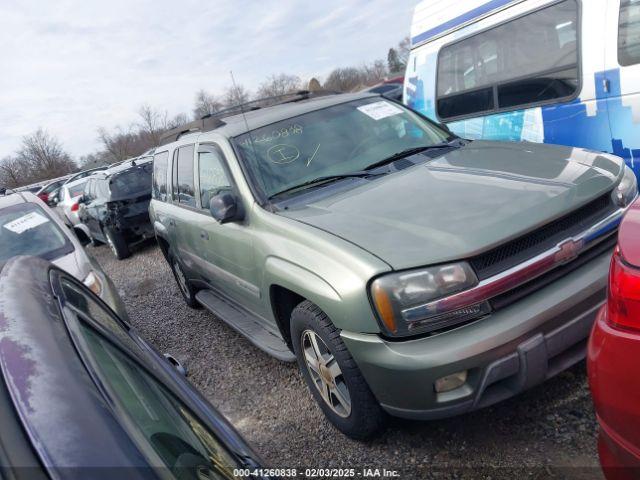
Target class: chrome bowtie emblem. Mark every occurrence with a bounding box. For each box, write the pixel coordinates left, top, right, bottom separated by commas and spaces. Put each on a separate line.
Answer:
555, 238, 584, 264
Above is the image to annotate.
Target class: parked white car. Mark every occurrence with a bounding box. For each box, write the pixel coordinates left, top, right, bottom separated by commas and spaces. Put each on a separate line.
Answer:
56, 176, 90, 228
0, 191, 125, 317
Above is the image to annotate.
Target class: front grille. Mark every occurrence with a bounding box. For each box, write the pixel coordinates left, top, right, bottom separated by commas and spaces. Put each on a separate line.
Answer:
470, 192, 615, 280
490, 232, 616, 311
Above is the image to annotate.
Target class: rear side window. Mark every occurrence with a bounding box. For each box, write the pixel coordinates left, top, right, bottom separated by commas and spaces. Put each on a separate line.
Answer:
68, 182, 87, 198
152, 151, 169, 201
109, 164, 152, 200
172, 145, 195, 207
619, 0, 640, 66
436, 0, 579, 120
198, 147, 232, 210
84, 179, 94, 200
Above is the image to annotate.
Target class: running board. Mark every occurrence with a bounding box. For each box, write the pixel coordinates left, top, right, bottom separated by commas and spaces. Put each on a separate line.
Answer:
195, 289, 295, 362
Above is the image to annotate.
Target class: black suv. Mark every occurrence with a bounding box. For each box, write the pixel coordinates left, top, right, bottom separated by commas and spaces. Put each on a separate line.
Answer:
79, 157, 154, 259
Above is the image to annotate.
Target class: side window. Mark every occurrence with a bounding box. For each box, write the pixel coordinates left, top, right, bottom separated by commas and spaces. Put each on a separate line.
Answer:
198, 147, 232, 210
619, 0, 640, 66
172, 145, 195, 207
152, 151, 169, 201
84, 179, 94, 200
73, 320, 241, 478
96, 180, 108, 200
436, 0, 579, 120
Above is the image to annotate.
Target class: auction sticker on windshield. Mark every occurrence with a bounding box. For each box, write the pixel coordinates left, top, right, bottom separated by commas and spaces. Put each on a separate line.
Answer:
4, 211, 49, 234
357, 101, 403, 121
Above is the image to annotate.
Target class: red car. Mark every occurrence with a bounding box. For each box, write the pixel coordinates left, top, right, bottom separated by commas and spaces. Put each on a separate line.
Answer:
588, 200, 640, 479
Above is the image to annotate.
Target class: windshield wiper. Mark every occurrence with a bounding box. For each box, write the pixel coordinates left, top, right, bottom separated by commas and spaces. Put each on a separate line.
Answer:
269, 171, 379, 200
364, 142, 459, 171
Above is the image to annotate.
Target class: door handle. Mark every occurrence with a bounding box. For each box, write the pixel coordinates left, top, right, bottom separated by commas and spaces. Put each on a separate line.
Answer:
200, 231, 209, 240
168, 219, 175, 227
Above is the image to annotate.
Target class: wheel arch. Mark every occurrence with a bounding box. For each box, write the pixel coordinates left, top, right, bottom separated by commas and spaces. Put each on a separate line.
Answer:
153, 221, 171, 261
265, 257, 343, 346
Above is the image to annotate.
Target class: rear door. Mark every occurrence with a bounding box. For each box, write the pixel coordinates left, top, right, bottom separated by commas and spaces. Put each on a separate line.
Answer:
167, 144, 206, 280
605, 0, 640, 176
81, 179, 103, 240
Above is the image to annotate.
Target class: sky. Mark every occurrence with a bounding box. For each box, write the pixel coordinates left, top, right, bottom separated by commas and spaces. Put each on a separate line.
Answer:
0, 0, 416, 160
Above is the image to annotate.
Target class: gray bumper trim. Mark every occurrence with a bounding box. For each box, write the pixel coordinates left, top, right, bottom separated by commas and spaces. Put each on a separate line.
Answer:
380, 299, 602, 420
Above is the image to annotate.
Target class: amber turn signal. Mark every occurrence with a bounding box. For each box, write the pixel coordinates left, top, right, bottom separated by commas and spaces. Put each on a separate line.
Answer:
372, 282, 396, 334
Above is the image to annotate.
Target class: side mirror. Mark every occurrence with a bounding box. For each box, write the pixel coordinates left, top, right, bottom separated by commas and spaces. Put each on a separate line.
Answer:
164, 353, 188, 376
209, 192, 244, 224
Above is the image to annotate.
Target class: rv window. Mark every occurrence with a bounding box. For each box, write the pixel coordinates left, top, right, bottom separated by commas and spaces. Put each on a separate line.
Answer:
173, 145, 195, 207
436, 0, 579, 120
152, 151, 169, 201
619, 0, 640, 66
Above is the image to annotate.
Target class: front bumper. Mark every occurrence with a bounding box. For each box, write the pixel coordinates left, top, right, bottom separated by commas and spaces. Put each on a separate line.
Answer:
342, 248, 610, 419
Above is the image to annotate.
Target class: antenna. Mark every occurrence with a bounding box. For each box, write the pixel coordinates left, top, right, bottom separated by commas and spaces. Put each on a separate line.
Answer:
230, 70, 260, 174
230, 70, 252, 134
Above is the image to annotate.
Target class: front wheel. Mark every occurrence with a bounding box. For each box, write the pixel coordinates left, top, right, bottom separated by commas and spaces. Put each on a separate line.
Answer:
105, 228, 130, 260
290, 300, 385, 439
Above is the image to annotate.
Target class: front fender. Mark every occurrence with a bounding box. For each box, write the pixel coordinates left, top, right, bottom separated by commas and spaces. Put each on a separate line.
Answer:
264, 256, 357, 331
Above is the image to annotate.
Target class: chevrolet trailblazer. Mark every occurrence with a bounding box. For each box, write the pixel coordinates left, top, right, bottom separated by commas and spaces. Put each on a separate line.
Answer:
149, 92, 637, 438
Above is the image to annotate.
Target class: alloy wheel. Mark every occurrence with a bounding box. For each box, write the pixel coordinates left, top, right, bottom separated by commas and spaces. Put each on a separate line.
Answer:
301, 329, 351, 418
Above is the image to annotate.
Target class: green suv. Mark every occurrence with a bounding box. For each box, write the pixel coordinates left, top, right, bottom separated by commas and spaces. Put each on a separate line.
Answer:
149, 92, 637, 438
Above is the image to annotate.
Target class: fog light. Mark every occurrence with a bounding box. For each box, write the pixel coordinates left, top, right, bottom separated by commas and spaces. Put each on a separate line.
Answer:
435, 370, 467, 393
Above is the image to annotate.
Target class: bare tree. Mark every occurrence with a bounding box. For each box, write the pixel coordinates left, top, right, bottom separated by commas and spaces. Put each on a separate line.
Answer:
137, 103, 168, 147
256, 74, 302, 98
361, 60, 388, 85
0, 156, 27, 188
79, 152, 110, 169
98, 127, 137, 163
387, 48, 404, 74
223, 84, 251, 107
16, 129, 76, 181
167, 113, 190, 129
323, 67, 364, 92
397, 37, 410, 68
193, 89, 222, 119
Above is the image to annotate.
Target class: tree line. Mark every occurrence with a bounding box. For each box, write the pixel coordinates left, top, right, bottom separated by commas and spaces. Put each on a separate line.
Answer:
0, 38, 409, 188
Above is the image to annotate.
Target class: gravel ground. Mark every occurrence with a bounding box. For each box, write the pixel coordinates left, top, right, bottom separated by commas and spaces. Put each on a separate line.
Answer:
90, 240, 604, 479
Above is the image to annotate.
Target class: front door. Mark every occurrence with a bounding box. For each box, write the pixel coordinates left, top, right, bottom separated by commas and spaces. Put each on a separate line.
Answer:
193, 143, 263, 318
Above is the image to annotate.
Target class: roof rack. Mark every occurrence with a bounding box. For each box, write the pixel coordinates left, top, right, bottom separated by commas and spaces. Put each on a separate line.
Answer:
158, 89, 338, 146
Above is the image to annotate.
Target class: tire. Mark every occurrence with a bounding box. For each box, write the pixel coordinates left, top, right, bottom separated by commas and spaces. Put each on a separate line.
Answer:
290, 300, 385, 439
169, 253, 200, 309
105, 228, 130, 260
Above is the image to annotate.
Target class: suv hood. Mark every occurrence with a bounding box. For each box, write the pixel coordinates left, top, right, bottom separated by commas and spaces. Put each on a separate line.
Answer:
279, 141, 623, 270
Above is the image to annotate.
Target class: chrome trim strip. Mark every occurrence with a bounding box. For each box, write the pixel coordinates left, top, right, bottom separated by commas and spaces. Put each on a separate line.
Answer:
402, 206, 626, 322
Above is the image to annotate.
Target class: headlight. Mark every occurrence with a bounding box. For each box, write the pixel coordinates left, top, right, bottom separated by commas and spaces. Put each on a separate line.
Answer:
370, 262, 490, 337
613, 165, 638, 208
83, 271, 103, 296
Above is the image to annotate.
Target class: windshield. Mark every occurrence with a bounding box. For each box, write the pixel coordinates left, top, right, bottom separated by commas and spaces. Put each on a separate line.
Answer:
233, 97, 450, 198
109, 163, 152, 199
0, 202, 72, 263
